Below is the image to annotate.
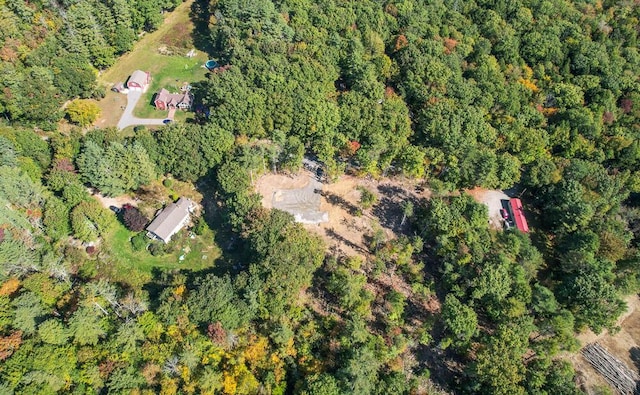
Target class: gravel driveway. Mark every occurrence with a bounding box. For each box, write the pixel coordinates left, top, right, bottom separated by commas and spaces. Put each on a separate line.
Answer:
271, 174, 328, 224
477, 189, 510, 229
117, 90, 167, 130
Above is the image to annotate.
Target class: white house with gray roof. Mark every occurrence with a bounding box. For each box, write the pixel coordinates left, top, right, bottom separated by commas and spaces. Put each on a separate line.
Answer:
146, 197, 194, 243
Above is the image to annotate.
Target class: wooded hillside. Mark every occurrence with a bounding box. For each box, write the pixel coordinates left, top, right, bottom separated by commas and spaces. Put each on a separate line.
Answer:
0, 0, 639, 393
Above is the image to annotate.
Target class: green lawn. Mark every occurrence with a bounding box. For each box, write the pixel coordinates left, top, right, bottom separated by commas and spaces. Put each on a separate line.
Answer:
97, 0, 208, 122
132, 56, 206, 119
103, 221, 220, 286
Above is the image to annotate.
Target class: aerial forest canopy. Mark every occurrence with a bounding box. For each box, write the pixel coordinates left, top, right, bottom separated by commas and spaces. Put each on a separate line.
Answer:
0, 0, 640, 394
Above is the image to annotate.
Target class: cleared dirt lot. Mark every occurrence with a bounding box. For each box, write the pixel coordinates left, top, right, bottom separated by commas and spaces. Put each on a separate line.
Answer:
256, 170, 430, 258
256, 169, 328, 224
568, 295, 640, 393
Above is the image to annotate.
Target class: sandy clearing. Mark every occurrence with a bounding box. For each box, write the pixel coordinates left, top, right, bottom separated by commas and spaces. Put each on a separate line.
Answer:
255, 170, 328, 224
92, 190, 139, 210
567, 294, 640, 393
256, 170, 430, 258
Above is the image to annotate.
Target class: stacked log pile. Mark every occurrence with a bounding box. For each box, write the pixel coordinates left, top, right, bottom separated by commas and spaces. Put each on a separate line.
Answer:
581, 342, 640, 395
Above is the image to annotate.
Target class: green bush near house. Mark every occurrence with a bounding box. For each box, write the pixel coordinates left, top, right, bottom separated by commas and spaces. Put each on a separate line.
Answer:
131, 232, 148, 251
148, 241, 165, 256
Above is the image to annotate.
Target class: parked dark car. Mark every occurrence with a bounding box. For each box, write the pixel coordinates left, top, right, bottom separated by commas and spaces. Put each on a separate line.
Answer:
163, 119, 172, 124
109, 205, 121, 214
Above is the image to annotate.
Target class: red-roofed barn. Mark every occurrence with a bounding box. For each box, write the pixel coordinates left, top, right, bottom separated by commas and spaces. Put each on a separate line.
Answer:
127, 70, 151, 91
509, 198, 529, 233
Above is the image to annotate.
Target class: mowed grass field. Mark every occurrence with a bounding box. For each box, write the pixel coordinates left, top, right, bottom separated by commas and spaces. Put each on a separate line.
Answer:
96, 0, 208, 126
102, 221, 220, 287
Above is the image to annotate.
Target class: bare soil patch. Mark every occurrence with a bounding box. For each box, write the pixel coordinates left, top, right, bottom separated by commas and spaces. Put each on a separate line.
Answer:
255, 171, 430, 258
569, 294, 640, 393
318, 175, 430, 257
255, 170, 327, 224
92, 191, 138, 210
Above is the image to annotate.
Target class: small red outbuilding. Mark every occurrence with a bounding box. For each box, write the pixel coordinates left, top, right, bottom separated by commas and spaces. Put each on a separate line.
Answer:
509, 198, 529, 233
127, 70, 151, 91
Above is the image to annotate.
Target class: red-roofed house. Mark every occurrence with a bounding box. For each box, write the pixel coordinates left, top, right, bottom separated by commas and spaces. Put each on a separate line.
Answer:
509, 198, 529, 233
154, 88, 193, 111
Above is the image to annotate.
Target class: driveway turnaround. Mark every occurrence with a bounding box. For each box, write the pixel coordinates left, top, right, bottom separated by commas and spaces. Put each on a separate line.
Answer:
117, 90, 167, 130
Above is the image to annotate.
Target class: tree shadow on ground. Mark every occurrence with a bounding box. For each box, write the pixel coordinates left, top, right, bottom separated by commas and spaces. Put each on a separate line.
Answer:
372, 183, 422, 235
194, 174, 253, 276
630, 346, 640, 372
320, 190, 359, 216
325, 227, 368, 255
189, 0, 214, 54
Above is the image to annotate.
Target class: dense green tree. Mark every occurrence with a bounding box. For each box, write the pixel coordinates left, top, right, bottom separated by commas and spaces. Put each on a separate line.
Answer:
187, 274, 252, 331
338, 345, 382, 395
68, 306, 107, 346
0, 165, 44, 209
78, 140, 155, 196
559, 267, 626, 332
153, 123, 234, 181
43, 196, 71, 240
11, 292, 46, 335
0, 137, 17, 167
244, 209, 325, 319
37, 319, 69, 345
298, 373, 341, 395
471, 323, 528, 395
441, 294, 478, 350
70, 200, 114, 242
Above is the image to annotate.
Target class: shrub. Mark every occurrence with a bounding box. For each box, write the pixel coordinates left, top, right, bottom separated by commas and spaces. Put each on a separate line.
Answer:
357, 186, 377, 209
163, 178, 173, 188
148, 241, 164, 256
131, 233, 148, 251
193, 217, 207, 235
123, 207, 149, 232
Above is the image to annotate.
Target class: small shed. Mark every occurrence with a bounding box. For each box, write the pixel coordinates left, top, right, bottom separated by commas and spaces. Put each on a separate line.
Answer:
111, 82, 126, 93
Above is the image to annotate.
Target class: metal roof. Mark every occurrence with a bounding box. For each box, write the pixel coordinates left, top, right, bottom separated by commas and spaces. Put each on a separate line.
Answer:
146, 197, 193, 242
509, 198, 529, 233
